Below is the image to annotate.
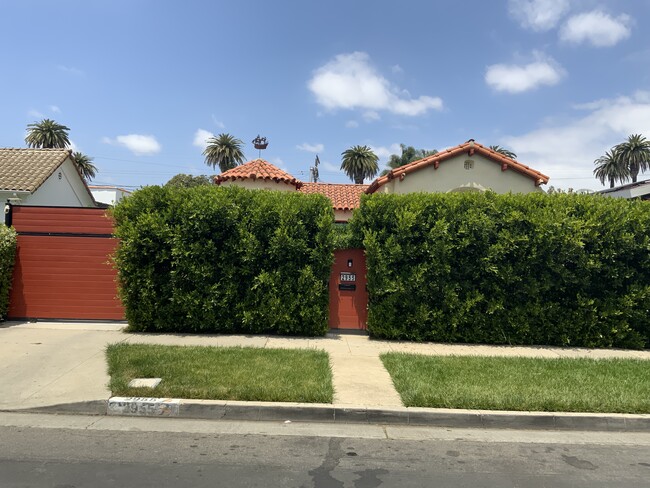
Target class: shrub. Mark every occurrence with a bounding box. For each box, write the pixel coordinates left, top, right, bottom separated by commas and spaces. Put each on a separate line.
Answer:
0, 225, 17, 321
112, 185, 334, 335
351, 192, 650, 349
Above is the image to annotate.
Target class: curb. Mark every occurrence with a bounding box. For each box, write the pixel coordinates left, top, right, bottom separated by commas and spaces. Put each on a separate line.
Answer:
107, 397, 650, 432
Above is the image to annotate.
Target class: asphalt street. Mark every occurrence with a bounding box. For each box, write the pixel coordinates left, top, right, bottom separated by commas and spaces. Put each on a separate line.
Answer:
0, 413, 648, 487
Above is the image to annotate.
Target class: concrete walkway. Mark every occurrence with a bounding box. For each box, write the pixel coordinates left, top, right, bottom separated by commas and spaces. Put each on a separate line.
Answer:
1, 320, 649, 414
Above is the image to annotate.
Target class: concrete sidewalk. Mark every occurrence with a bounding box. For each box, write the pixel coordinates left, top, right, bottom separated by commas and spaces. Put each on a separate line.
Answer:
1, 320, 649, 430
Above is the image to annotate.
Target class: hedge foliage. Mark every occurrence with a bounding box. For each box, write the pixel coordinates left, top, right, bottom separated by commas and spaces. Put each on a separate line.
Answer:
112, 185, 334, 335
0, 225, 17, 321
350, 192, 650, 349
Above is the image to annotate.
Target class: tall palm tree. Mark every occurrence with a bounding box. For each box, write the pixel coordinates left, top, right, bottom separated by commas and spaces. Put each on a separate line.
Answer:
72, 152, 97, 181
489, 145, 517, 160
381, 144, 437, 176
593, 149, 629, 188
614, 134, 650, 183
25, 119, 71, 148
341, 145, 379, 184
203, 133, 245, 173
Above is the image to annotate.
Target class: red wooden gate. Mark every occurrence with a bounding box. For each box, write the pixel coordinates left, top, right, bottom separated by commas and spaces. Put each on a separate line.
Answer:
7, 206, 125, 320
328, 248, 368, 330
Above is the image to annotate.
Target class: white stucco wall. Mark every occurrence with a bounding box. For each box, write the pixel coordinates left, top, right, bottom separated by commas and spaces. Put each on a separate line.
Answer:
91, 188, 130, 206
218, 179, 298, 192
379, 153, 543, 195
334, 209, 353, 222
1, 158, 95, 207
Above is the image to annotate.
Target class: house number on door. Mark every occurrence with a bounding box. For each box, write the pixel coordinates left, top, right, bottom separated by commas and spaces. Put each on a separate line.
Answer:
340, 272, 356, 282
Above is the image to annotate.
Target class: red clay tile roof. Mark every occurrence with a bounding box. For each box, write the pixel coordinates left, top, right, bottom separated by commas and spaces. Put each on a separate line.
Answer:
366, 140, 550, 194
299, 182, 369, 210
214, 159, 302, 189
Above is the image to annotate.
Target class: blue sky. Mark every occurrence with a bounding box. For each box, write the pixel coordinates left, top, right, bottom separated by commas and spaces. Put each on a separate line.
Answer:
1, 0, 649, 190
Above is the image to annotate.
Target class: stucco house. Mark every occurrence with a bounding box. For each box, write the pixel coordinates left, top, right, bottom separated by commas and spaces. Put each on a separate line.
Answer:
366, 140, 549, 195
214, 140, 550, 221
0, 148, 96, 208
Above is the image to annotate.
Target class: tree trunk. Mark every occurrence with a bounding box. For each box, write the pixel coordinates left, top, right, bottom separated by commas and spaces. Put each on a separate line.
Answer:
610, 178, 614, 188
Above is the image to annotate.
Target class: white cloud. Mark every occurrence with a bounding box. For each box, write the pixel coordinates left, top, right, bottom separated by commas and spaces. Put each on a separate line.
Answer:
560, 11, 631, 47
391, 64, 403, 74
272, 158, 289, 172
485, 53, 565, 93
27, 109, 45, 119
346, 120, 359, 128
67, 140, 78, 152
296, 143, 324, 153
500, 91, 650, 189
322, 161, 341, 173
103, 134, 161, 155
50, 105, 60, 113
193, 128, 214, 150
370, 143, 401, 162
211, 114, 225, 129
508, 0, 570, 31
363, 111, 381, 122
57, 65, 85, 76
308, 52, 443, 116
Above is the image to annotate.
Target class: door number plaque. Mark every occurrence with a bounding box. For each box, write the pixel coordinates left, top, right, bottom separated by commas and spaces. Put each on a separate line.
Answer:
340, 272, 356, 282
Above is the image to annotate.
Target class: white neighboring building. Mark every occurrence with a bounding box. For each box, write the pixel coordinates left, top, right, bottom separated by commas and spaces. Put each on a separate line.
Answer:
89, 185, 131, 206
597, 179, 650, 201
0, 148, 95, 207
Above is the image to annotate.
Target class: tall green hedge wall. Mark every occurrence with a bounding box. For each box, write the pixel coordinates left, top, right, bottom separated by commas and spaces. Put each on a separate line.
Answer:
350, 192, 650, 349
112, 185, 334, 335
0, 225, 17, 321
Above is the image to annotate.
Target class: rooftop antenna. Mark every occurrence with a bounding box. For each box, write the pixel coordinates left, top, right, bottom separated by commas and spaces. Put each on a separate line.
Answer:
252, 135, 268, 159
309, 154, 320, 183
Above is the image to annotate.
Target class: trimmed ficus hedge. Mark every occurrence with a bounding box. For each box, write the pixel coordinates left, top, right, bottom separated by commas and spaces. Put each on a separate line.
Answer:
350, 192, 650, 349
0, 225, 17, 321
112, 185, 334, 335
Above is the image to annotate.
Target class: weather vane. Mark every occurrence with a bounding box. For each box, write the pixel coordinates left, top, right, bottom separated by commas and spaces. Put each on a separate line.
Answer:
252, 135, 268, 158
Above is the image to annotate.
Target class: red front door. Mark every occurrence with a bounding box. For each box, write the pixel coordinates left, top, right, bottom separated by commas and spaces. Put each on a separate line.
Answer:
328, 249, 368, 329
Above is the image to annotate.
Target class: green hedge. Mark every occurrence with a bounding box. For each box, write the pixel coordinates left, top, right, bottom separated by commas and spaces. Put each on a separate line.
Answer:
350, 192, 650, 349
112, 185, 334, 335
0, 225, 17, 321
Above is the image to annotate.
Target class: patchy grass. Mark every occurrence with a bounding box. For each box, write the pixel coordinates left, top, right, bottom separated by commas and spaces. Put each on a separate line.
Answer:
381, 353, 650, 414
106, 343, 333, 403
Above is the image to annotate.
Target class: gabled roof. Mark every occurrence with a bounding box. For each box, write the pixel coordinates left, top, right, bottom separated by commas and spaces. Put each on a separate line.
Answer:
366, 140, 550, 194
299, 182, 369, 210
0, 148, 71, 192
214, 159, 302, 189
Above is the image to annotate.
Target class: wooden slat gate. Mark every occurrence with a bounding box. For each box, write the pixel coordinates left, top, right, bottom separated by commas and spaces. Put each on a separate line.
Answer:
7, 205, 125, 320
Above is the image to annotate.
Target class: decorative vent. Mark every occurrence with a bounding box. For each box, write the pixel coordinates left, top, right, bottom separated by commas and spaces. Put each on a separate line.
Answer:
464, 159, 474, 170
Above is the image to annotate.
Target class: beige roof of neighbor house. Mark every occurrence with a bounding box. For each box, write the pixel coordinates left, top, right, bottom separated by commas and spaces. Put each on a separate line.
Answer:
0, 148, 72, 192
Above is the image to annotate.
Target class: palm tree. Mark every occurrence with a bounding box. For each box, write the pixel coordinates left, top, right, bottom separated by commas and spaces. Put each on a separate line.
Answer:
25, 119, 71, 148
489, 145, 517, 160
341, 145, 379, 184
593, 149, 629, 188
381, 144, 437, 176
71, 152, 97, 181
614, 134, 650, 183
203, 133, 245, 173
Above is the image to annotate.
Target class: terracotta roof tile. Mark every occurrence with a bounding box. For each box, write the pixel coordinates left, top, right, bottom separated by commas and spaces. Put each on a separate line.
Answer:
366, 140, 550, 193
214, 159, 302, 189
299, 182, 369, 210
0, 148, 71, 192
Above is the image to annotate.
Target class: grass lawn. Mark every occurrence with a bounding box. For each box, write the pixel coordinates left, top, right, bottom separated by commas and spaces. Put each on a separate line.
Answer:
106, 343, 333, 403
381, 353, 650, 414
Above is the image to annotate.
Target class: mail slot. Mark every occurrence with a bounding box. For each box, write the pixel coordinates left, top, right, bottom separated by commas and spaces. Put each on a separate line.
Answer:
338, 283, 356, 291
